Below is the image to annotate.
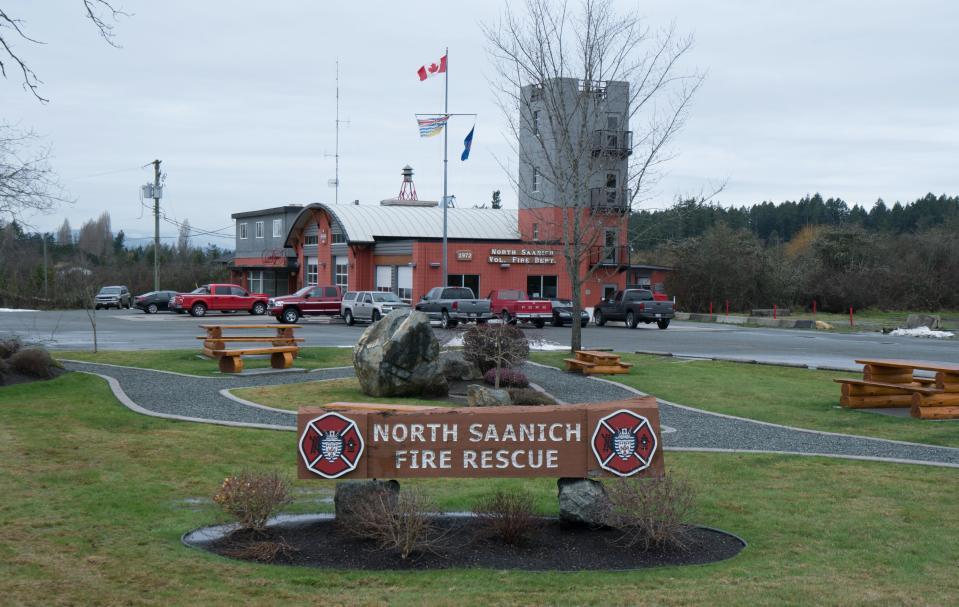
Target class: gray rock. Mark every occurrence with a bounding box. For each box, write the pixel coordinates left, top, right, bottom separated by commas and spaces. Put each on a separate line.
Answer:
334, 480, 400, 519
353, 309, 448, 397
558, 477, 609, 526
439, 350, 484, 381
466, 384, 511, 407
905, 314, 941, 330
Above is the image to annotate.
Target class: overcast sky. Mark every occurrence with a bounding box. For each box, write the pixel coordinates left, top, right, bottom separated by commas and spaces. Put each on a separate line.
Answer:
4, 0, 959, 247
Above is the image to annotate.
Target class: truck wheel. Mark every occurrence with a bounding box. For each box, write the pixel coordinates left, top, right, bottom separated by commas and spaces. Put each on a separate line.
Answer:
551, 314, 562, 327
441, 310, 453, 329
581, 318, 589, 328
344, 309, 355, 326
626, 311, 637, 329
593, 309, 606, 326
251, 301, 267, 315
190, 303, 207, 317
501, 310, 513, 325
281, 307, 300, 324
146, 303, 158, 314
533, 319, 545, 329
372, 310, 381, 322
657, 319, 670, 330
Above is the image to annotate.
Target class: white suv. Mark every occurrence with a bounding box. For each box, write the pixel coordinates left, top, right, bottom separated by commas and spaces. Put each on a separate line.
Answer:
340, 291, 410, 326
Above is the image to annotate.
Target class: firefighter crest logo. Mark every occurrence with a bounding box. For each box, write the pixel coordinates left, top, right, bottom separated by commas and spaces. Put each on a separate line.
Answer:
299, 412, 364, 479
591, 409, 657, 477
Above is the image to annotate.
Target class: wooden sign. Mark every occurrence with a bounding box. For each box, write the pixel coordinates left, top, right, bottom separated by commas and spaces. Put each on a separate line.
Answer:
297, 398, 664, 479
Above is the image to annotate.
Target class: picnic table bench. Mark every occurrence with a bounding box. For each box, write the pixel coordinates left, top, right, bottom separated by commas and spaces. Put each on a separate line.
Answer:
564, 350, 632, 375
197, 324, 303, 373
834, 358, 959, 419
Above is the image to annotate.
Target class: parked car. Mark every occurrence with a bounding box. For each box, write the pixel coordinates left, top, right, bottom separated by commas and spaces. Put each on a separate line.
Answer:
487, 289, 552, 328
549, 299, 590, 327
268, 285, 344, 324
94, 285, 132, 309
134, 290, 178, 314
414, 287, 494, 329
340, 291, 410, 325
171, 284, 269, 317
593, 289, 674, 329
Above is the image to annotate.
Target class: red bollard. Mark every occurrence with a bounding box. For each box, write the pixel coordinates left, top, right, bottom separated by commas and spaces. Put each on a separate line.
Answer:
725, 300, 729, 318
773, 304, 777, 320
709, 302, 713, 317
849, 306, 854, 327
812, 300, 817, 316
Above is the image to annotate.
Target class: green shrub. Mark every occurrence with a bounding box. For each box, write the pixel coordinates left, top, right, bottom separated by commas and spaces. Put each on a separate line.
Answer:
212, 470, 291, 532
9, 347, 60, 378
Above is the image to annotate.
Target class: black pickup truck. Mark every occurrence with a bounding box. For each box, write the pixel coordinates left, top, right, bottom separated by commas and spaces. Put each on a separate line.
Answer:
593, 289, 674, 329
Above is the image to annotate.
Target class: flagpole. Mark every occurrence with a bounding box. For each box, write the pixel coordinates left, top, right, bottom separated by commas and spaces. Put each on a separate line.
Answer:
442, 46, 449, 288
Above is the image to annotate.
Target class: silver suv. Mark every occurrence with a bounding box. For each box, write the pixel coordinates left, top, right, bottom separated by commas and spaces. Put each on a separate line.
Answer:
95, 285, 132, 309
340, 291, 410, 326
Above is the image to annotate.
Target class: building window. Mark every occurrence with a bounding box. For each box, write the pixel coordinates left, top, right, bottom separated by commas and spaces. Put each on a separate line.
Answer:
334, 256, 348, 288
304, 234, 318, 246
255, 221, 264, 239
447, 274, 480, 297
306, 257, 318, 286
248, 270, 263, 293
331, 231, 346, 244
604, 228, 618, 263
606, 113, 619, 130
532, 168, 540, 193
533, 110, 541, 136
238, 223, 248, 239
375, 266, 393, 292
532, 223, 539, 241
526, 275, 558, 300
397, 266, 412, 302
272, 219, 282, 238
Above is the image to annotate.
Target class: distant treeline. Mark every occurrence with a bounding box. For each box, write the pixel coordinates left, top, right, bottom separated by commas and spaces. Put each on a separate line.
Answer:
632, 194, 959, 313
0, 212, 231, 309
631, 193, 959, 246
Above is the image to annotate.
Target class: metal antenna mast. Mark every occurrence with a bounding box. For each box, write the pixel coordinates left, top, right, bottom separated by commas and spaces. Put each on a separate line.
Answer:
325, 60, 350, 204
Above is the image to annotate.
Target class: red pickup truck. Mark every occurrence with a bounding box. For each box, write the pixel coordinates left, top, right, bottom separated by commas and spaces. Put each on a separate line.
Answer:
172, 284, 269, 317
487, 289, 552, 328
268, 285, 343, 324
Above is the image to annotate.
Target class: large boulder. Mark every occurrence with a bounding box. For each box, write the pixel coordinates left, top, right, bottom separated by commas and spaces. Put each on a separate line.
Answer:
439, 350, 484, 381
353, 309, 448, 397
466, 384, 511, 407
905, 314, 942, 330
334, 480, 400, 519
558, 478, 609, 527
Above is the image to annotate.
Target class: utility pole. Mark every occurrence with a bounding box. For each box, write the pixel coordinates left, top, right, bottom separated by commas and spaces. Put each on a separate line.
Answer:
152, 159, 161, 291
42, 235, 48, 299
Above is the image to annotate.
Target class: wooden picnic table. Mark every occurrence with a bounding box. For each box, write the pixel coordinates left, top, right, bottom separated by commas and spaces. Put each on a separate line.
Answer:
564, 350, 632, 375
835, 358, 959, 419
197, 324, 303, 373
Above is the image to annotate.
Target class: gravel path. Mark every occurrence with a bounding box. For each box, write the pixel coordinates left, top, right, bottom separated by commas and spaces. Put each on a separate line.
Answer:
523, 362, 959, 467
64, 360, 959, 467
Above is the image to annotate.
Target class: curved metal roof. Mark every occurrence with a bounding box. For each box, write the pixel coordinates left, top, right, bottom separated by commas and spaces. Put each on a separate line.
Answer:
285, 203, 520, 245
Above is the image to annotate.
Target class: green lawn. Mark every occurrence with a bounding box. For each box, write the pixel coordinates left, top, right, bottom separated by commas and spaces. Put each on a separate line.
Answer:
57, 346, 354, 376
532, 352, 959, 448
1, 372, 958, 605
232, 377, 458, 411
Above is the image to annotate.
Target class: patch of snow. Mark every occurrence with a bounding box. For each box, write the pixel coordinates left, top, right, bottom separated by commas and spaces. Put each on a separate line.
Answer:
0, 308, 38, 312
444, 335, 464, 348
890, 326, 955, 339
442, 334, 568, 351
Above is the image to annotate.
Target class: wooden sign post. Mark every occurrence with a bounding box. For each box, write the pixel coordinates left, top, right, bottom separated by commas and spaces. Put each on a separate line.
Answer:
297, 397, 664, 480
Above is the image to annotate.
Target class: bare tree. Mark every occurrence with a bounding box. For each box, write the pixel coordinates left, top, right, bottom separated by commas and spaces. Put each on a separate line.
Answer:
0, 125, 71, 225
56, 218, 73, 245
483, 0, 702, 350
1, 1, 127, 102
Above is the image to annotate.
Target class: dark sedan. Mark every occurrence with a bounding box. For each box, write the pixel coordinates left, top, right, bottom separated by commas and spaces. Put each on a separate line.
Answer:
550, 299, 590, 327
134, 290, 179, 314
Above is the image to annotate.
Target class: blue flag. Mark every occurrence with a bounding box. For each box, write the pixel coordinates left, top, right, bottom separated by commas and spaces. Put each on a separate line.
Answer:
461, 126, 475, 161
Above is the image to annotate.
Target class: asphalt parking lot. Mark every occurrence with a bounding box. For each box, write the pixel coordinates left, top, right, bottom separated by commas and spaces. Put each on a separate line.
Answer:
2, 308, 957, 370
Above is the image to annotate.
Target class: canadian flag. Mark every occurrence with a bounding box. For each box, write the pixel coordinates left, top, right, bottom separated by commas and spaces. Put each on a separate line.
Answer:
417, 55, 447, 81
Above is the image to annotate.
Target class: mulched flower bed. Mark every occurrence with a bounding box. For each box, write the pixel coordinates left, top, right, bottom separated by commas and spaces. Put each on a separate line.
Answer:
188, 515, 745, 571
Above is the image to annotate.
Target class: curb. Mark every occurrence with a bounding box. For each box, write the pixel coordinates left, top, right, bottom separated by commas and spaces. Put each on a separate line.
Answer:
632, 350, 861, 373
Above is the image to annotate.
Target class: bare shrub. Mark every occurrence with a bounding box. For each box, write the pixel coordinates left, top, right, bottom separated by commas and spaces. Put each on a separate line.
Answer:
9, 346, 60, 378
223, 538, 298, 563
345, 488, 447, 559
603, 474, 695, 550
507, 387, 557, 406
484, 367, 529, 388
0, 337, 22, 359
212, 470, 292, 532
463, 324, 529, 388
475, 489, 539, 545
